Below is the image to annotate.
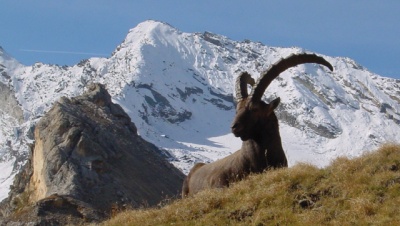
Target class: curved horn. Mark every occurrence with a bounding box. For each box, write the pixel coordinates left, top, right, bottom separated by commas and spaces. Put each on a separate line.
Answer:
250, 53, 333, 102
235, 72, 255, 101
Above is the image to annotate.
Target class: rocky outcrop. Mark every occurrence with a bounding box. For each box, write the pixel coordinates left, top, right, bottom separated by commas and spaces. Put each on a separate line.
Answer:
0, 83, 185, 225
0, 82, 24, 123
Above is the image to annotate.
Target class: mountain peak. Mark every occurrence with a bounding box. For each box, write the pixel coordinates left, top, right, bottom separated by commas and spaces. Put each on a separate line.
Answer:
123, 20, 180, 44
133, 20, 176, 31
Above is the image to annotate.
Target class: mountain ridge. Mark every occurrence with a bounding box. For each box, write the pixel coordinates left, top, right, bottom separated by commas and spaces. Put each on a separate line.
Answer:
1, 20, 399, 201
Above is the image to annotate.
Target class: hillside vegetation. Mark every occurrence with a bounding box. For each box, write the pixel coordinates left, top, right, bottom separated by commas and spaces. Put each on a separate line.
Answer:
103, 144, 400, 225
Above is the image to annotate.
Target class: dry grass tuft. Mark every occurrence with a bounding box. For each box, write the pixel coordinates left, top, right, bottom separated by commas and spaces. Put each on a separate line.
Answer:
102, 144, 400, 225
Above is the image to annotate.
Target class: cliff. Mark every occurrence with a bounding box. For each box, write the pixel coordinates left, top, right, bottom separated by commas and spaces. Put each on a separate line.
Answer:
0, 83, 185, 225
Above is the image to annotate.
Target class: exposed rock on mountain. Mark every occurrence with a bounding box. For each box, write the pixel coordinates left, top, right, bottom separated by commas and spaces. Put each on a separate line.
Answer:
0, 83, 184, 225
0, 82, 23, 123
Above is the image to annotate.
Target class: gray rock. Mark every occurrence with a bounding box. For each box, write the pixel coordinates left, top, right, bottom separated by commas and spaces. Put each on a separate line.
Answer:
0, 83, 185, 225
0, 82, 24, 123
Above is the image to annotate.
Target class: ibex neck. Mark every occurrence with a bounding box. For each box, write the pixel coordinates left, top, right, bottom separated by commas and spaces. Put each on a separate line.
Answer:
241, 139, 268, 171
242, 139, 265, 156
260, 130, 284, 151
254, 118, 288, 168
257, 114, 284, 152
261, 127, 288, 168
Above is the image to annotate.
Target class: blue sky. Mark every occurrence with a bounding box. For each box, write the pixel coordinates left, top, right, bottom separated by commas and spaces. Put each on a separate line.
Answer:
1, 0, 399, 79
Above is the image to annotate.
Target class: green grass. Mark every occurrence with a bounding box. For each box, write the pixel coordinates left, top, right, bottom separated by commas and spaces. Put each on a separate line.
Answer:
102, 144, 400, 225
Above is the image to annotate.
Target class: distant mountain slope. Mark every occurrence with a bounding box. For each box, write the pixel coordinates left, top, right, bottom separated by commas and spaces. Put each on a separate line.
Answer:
1, 20, 399, 200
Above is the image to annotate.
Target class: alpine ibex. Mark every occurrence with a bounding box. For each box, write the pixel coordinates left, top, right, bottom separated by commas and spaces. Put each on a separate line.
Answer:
182, 53, 333, 197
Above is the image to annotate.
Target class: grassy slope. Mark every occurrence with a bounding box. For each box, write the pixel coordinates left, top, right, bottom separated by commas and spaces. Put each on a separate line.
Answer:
103, 144, 400, 225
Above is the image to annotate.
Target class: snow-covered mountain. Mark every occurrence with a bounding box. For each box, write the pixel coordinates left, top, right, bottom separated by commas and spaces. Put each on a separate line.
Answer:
1, 20, 399, 201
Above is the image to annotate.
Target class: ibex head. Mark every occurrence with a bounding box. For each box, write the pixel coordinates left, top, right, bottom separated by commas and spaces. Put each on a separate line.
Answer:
231, 53, 333, 141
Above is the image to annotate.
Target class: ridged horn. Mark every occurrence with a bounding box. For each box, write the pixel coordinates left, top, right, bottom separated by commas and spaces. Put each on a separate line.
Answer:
250, 53, 333, 102
235, 72, 255, 101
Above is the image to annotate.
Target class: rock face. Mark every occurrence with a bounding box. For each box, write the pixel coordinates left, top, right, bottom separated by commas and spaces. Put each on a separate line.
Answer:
0, 83, 185, 225
0, 82, 24, 123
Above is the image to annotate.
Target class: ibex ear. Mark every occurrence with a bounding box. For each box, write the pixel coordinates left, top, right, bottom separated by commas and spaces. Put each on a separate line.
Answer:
270, 97, 280, 110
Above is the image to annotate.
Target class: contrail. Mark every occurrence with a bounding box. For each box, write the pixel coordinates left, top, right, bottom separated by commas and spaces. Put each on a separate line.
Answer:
20, 49, 109, 56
